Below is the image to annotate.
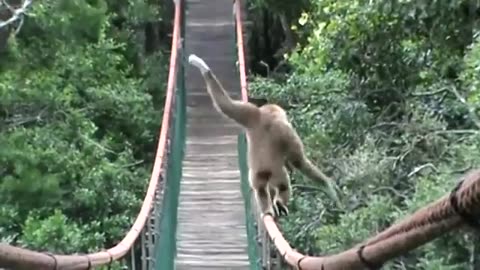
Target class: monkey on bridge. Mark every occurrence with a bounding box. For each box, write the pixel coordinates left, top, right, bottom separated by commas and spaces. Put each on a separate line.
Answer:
188, 54, 341, 217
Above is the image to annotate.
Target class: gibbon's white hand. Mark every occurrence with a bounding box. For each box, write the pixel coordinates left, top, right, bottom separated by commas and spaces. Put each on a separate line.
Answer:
188, 54, 210, 74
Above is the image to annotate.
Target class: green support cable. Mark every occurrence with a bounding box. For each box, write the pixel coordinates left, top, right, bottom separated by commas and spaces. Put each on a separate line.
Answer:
234, 3, 261, 269
233, 10, 238, 73
154, 1, 187, 268
237, 134, 261, 270
180, 0, 186, 122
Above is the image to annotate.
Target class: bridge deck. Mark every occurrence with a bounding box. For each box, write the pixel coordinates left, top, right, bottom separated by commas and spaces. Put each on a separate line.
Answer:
174, 0, 250, 269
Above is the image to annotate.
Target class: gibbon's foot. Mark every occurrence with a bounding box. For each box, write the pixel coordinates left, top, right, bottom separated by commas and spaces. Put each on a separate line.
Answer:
273, 200, 289, 217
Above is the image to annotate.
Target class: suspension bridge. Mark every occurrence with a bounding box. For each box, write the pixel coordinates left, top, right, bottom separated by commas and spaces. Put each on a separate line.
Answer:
1, 0, 479, 269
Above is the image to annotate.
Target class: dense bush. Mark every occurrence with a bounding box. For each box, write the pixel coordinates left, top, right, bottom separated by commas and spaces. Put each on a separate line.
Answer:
248, 0, 480, 268
0, 0, 168, 256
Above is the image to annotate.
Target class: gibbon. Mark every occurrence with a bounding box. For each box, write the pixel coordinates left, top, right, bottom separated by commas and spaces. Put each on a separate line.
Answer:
188, 54, 340, 217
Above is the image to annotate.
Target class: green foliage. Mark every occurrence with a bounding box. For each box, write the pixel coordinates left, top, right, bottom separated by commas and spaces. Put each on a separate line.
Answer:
19, 210, 105, 253
0, 0, 167, 260
249, 0, 480, 268
461, 36, 480, 110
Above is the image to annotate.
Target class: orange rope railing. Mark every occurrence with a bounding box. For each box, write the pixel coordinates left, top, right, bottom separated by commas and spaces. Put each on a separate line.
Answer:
233, 1, 480, 270
234, 0, 248, 103
0, 1, 183, 269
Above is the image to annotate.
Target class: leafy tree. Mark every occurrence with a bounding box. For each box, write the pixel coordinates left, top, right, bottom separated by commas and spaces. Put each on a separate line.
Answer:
0, 0, 169, 259
248, 0, 480, 268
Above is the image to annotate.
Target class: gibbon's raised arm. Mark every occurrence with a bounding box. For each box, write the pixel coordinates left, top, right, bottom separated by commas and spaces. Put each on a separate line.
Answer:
188, 54, 259, 128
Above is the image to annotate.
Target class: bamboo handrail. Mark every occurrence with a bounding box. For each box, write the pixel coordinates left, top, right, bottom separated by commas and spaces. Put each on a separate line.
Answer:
233, 1, 480, 269
0, 1, 183, 269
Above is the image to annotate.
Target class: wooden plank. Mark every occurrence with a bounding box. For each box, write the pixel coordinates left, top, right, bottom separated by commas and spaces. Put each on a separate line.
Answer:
174, 0, 250, 268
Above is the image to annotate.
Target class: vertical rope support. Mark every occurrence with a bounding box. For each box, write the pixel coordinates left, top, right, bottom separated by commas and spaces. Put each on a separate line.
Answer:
147, 217, 151, 268
275, 248, 283, 269
152, 172, 165, 269
130, 244, 136, 270
259, 209, 271, 270
151, 210, 156, 266
151, 210, 156, 264
254, 196, 264, 269
140, 228, 146, 270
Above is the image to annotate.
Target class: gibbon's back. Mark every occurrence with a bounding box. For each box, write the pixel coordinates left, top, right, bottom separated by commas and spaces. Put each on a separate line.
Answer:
259, 104, 288, 120
246, 107, 296, 166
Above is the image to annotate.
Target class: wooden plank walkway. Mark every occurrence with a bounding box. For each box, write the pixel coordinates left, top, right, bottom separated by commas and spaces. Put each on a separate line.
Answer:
174, 0, 250, 269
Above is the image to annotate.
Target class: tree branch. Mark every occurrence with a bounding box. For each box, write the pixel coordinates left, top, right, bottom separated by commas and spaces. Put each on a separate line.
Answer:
410, 88, 449, 97
117, 160, 145, 168
432, 129, 479, 135
407, 163, 438, 178
79, 133, 117, 155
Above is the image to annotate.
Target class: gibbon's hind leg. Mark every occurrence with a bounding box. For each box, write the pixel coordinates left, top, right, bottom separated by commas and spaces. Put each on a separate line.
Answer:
271, 167, 291, 217
249, 169, 275, 216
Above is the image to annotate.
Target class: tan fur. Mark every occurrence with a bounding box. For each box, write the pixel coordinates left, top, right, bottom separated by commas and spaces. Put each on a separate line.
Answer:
189, 54, 340, 217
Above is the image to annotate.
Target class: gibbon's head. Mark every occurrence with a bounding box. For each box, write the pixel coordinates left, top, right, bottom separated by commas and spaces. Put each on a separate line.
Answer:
260, 104, 288, 119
